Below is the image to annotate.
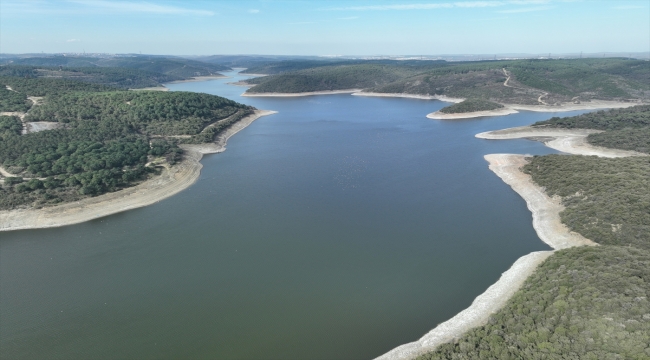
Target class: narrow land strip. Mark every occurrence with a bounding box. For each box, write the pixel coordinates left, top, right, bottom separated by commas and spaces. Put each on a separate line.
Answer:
242, 89, 362, 97
0, 110, 277, 232
476, 126, 648, 157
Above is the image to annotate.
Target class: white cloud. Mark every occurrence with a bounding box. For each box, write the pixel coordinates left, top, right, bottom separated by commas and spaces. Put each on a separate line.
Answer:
612, 5, 648, 10
320, 0, 556, 11
66, 38, 80, 42
497, 5, 553, 13
67, 0, 214, 16
248, 9, 260, 14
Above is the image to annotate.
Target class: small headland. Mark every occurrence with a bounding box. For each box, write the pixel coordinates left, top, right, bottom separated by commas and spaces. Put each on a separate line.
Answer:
0, 110, 277, 232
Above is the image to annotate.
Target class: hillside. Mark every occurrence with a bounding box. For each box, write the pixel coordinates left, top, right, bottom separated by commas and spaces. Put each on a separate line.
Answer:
245, 64, 428, 94
244, 58, 650, 105
0, 77, 254, 210
0, 65, 180, 89
3, 55, 229, 79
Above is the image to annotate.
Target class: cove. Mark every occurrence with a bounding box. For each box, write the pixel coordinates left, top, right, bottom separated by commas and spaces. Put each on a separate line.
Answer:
0, 71, 591, 359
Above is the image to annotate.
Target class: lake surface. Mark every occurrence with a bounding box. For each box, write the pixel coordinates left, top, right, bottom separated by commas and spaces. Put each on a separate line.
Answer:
0, 71, 591, 359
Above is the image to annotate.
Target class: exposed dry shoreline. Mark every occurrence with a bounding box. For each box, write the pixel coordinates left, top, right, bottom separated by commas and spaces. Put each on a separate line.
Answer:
476, 126, 648, 157
242, 89, 362, 97
427, 108, 518, 119
376, 144, 609, 359
165, 75, 229, 84
351, 92, 464, 103
426, 99, 641, 120
0, 110, 277, 232
376, 250, 554, 360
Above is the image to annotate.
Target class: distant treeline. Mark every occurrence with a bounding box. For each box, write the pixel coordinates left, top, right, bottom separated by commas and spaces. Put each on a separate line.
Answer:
2, 55, 230, 79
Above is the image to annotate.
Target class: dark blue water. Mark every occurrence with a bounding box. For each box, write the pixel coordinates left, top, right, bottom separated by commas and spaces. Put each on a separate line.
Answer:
0, 71, 592, 359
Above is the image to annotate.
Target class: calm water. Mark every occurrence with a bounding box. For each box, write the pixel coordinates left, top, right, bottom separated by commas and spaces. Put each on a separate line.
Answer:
0, 71, 591, 359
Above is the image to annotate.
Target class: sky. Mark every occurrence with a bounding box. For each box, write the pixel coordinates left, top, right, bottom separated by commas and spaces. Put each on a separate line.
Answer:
1, 0, 649, 55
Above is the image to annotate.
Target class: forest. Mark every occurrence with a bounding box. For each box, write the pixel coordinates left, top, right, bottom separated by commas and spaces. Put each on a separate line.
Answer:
438, 99, 503, 114
0, 77, 254, 210
244, 58, 650, 105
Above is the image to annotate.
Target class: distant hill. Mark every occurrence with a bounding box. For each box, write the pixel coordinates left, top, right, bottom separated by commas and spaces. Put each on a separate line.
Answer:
3, 55, 229, 79
0, 64, 180, 89
244, 58, 650, 105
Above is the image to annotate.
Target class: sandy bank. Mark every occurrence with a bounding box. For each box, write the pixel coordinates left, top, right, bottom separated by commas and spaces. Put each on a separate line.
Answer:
351, 92, 465, 103
376, 251, 554, 360
0, 110, 277, 232
427, 108, 519, 120
242, 89, 362, 97
484, 154, 596, 249
476, 126, 647, 157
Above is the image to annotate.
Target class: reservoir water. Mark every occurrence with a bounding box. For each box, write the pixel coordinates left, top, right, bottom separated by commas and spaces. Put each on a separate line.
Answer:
1, 71, 590, 359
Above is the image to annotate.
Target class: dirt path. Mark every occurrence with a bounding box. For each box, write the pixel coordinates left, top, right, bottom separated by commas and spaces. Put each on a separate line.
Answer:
502, 68, 548, 105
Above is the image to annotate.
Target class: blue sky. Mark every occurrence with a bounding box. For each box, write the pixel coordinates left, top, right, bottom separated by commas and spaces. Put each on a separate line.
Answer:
1, 0, 648, 55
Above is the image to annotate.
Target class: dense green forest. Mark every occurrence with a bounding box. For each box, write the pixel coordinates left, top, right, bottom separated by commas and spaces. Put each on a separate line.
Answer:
439, 99, 503, 114
2, 55, 229, 79
534, 105, 650, 154
523, 155, 650, 250
0, 85, 31, 112
245, 58, 650, 105
418, 246, 650, 360
0, 77, 254, 210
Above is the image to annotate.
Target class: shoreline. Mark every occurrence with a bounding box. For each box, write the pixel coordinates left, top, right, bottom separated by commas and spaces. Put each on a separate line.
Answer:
376, 153, 595, 360
242, 89, 362, 97
427, 108, 518, 119
351, 92, 464, 103
164, 75, 229, 84
476, 126, 648, 157
0, 110, 277, 232
375, 251, 554, 360
427, 99, 641, 120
